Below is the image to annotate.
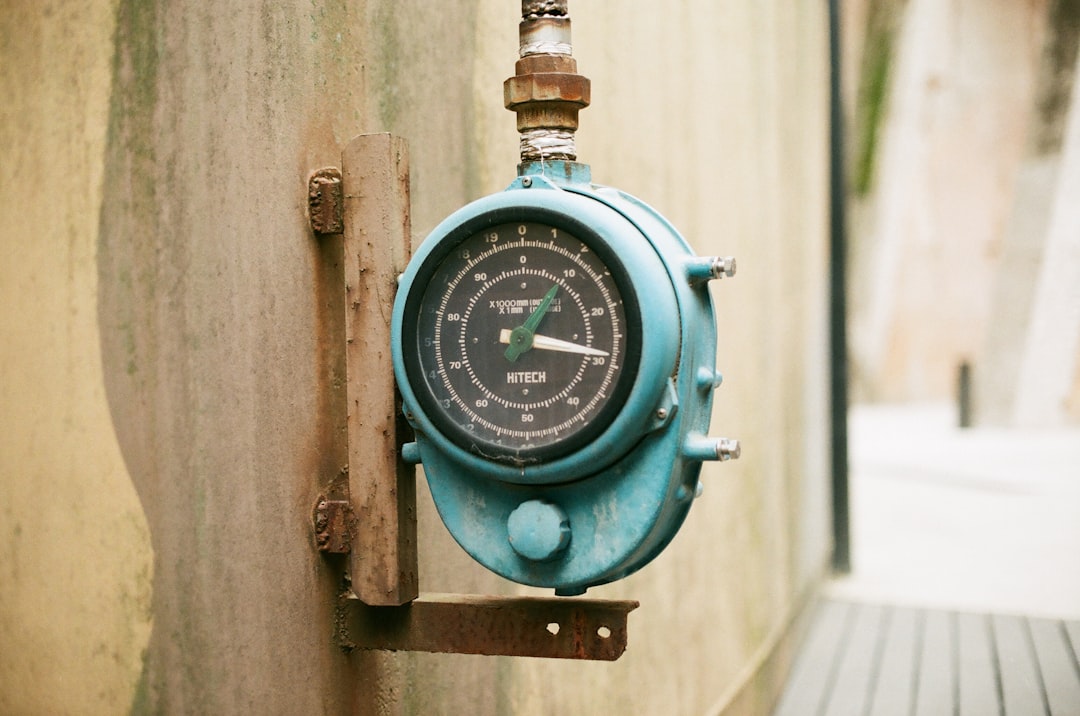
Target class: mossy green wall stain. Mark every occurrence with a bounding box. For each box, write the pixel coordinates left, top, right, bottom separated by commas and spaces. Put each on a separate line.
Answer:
104, 0, 159, 179
101, 0, 160, 384
1031, 0, 1080, 155
852, 1, 901, 197
128, 649, 151, 716
370, 3, 404, 131
308, 0, 357, 96
100, 2, 183, 712
363, 1, 484, 225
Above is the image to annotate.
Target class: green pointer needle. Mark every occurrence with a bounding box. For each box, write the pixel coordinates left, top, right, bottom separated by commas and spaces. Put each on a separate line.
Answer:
504, 283, 559, 362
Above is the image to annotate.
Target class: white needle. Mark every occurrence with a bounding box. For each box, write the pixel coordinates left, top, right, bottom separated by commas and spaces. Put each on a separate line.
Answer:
498, 329, 610, 357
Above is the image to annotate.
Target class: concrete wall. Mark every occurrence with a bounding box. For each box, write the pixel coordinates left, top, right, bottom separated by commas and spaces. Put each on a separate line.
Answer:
846, 0, 1047, 403
0, 4, 153, 714
846, 0, 1080, 423
977, 0, 1080, 427
0, 2, 831, 714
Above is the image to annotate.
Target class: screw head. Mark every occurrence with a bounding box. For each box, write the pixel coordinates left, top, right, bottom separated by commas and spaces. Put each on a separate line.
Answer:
521, 176, 533, 188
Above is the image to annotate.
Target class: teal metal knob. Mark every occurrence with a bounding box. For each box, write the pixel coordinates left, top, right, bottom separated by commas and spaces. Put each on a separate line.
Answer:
507, 500, 571, 562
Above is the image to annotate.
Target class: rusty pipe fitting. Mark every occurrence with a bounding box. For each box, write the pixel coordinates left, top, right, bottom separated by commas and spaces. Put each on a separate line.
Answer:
505, 1, 589, 162
522, 0, 568, 17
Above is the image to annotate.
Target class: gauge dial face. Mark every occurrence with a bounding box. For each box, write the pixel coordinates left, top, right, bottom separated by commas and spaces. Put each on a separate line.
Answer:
404, 219, 640, 464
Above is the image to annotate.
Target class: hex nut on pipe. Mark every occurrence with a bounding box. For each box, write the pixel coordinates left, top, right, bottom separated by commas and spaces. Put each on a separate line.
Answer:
504, 73, 591, 132
504, 73, 590, 106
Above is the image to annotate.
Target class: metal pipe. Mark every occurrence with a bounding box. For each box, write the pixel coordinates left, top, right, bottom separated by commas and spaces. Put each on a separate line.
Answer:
505, 0, 590, 163
828, 0, 852, 574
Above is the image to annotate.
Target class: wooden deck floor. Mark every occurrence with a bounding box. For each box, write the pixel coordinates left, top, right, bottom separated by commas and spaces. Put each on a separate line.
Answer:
773, 600, 1080, 716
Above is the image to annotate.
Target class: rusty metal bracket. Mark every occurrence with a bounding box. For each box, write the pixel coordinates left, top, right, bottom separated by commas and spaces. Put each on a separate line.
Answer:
309, 132, 640, 661
308, 167, 344, 235
348, 593, 639, 661
312, 496, 353, 554
340, 134, 418, 606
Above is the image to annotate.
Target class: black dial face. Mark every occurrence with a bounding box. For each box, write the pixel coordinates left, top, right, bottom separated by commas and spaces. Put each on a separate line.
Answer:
404, 218, 640, 464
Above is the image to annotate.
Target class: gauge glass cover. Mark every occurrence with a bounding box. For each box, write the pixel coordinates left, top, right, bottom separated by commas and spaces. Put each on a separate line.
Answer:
403, 219, 640, 464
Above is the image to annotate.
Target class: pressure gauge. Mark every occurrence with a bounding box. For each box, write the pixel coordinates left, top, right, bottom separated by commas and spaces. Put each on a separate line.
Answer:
401, 213, 640, 469
392, 167, 738, 594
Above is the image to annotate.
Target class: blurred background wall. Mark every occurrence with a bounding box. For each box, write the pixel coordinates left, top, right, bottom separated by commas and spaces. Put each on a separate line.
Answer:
0, 2, 831, 714
843, 0, 1080, 427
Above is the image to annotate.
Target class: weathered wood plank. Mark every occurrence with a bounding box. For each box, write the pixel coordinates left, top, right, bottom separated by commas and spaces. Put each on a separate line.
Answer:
913, 609, 955, 716
956, 611, 1001, 716
773, 600, 854, 716
867, 606, 920, 716
341, 133, 418, 606
822, 603, 887, 716
1029, 617, 1080, 716
993, 614, 1046, 716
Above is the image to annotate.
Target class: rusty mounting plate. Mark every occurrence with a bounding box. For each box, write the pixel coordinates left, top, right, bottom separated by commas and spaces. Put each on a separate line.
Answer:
312, 497, 353, 554
308, 167, 344, 235
347, 592, 639, 661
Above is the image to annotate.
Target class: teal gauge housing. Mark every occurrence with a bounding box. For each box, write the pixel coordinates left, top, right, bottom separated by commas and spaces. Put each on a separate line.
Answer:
391, 162, 739, 595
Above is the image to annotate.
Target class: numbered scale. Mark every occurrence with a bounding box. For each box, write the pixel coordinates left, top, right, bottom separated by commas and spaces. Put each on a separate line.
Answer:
392, 164, 737, 595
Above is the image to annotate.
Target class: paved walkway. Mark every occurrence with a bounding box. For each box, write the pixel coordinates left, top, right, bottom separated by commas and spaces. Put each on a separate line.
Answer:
829, 403, 1080, 619
774, 403, 1080, 715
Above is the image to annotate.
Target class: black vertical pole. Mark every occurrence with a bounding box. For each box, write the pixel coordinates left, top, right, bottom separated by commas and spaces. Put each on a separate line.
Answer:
828, 0, 851, 573
957, 361, 973, 428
